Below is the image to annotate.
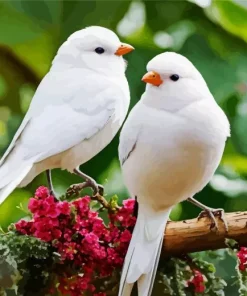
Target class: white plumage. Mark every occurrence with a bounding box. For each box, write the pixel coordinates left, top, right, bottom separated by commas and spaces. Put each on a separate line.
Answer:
0, 26, 133, 204
118, 52, 230, 296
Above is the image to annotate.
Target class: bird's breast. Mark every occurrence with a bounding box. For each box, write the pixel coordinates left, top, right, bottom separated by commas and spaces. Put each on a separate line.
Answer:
122, 110, 227, 209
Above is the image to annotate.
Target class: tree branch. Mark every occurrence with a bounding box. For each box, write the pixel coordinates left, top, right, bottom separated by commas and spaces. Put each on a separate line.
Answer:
163, 211, 247, 257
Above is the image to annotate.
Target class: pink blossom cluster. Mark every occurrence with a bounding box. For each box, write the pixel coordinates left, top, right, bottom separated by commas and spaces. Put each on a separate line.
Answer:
237, 247, 247, 272
15, 186, 136, 296
187, 269, 206, 293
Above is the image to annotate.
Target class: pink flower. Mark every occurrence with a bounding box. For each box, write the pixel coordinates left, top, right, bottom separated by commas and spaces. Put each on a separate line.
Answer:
79, 228, 89, 236
72, 196, 91, 214
63, 228, 73, 241
187, 270, 206, 294
34, 217, 59, 230
14, 188, 138, 296
106, 247, 123, 265
15, 220, 33, 235
60, 242, 77, 260
45, 196, 60, 218
28, 198, 40, 213
57, 201, 71, 215
92, 218, 105, 236
84, 232, 98, 245
114, 200, 136, 228
120, 229, 132, 243
53, 228, 62, 239
28, 196, 59, 218
123, 199, 135, 211
237, 247, 247, 271
35, 186, 50, 199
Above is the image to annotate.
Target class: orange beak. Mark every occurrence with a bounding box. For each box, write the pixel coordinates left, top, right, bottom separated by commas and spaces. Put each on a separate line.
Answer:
142, 71, 163, 87
115, 43, 134, 56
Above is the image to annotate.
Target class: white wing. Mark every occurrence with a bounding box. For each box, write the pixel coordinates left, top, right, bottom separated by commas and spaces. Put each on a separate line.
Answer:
118, 101, 142, 166
0, 117, 29, 167
1, 68, 127, 164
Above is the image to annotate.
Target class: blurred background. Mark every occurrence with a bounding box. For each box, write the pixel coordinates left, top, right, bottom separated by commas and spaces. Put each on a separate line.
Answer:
0, 0, 247, 294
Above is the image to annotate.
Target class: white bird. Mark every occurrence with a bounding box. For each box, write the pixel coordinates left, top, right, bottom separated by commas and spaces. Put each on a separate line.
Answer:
118, 52, 230, 296
0, 26, 134, 204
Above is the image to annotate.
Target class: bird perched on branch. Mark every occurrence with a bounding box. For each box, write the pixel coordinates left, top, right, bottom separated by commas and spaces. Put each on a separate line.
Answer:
118, 52, 230, 296
0, 26, 134, 204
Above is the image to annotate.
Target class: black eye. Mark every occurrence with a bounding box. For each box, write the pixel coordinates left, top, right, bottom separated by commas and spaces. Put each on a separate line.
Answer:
95, 47, 105, 54
170, 74, 179, 81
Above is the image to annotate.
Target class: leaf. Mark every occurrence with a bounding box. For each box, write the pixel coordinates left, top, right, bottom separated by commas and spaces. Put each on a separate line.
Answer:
0, 189, 31, 231
145, 1, 192, 32
0, 2, 43, 45
60, 0, 131, 40
0, 233, 53, 295
205, 0, 247, 43
232, 98, 247, 157
10, 0, 62, 27
236, 264, 247, 296
109, 195, 119, 209
192, 257, 227, 296
225, 238, 239, 250
180, 34, 238, 104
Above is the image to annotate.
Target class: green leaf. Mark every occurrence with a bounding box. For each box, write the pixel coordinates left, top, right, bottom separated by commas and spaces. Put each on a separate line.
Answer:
60, 0, 131, 40
145, 1, 191, 32
0, 233, 53, 295
205, 0, 247, 43
181, 35, 238, 104
233, 98, 247, 157
109, 194, 119, 209
236, 263, 247, 296
0, 2, 43, 45
225, 238, 239, 250
0, 189, 31, 231
10, 0, 62, 27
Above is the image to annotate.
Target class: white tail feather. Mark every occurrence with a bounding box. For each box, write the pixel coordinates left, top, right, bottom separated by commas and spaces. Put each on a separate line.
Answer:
118, 203, 171, 296
0, 165, 32, 204
137, 233, 164, 296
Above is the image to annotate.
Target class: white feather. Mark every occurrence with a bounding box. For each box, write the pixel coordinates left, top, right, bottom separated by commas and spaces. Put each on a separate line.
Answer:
0, 165, 32, 204
0, 26, 131, 204
118, 52, 230, 296
118, 205, 171, 296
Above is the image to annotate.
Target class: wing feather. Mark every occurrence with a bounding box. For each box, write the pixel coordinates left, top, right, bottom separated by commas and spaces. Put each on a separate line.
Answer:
1, 68, 127, 165
119, 102, 141, 166
21, 100, 115, 162
0, 117, 30, 167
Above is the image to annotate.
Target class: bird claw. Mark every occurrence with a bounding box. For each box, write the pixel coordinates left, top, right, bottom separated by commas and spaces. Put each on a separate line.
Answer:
88, 180, 104, 196
66, 182, 104, 198
66, 183, 85, 197
197, 208, 228, 232
97, 184, 104, 196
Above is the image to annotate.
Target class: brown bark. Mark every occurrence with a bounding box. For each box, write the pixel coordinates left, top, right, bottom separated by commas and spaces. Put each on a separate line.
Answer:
163, 211, 247, 256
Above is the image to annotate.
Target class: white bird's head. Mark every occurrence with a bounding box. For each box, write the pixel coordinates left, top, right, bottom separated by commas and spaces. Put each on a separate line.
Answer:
141, 52, 213, 112
52, 26, 134, 75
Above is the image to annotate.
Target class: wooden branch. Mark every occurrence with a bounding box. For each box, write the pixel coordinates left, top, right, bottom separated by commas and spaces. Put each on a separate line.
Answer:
163, 211, 247, 256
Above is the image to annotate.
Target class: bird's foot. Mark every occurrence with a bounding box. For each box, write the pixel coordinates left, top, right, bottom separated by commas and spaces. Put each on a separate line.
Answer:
66, 182, 87, 197
66, 181, 104, 198
97, 184, 104, 196
83, 178, 104, 196
71, 168, 104, 197
197, 208, 228, 232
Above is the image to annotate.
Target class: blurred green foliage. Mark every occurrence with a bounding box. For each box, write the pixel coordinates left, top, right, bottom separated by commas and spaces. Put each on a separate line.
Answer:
1, 0, 247, 294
